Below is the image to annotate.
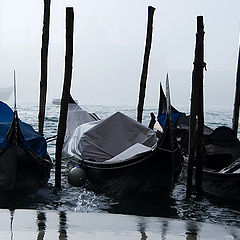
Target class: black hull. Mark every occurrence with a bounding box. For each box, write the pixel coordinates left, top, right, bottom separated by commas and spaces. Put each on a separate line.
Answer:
0, 145, 52, 193
181, 160, 240, 202
82, 147, 182, 196
203, 169, 240, 202
0, 110, 52, 193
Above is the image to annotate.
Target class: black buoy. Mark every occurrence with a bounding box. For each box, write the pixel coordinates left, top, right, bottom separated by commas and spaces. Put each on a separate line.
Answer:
68, 166, 87, 187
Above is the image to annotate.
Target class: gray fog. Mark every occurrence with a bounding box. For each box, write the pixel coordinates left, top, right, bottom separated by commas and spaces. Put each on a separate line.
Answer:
0, 0, 240, 109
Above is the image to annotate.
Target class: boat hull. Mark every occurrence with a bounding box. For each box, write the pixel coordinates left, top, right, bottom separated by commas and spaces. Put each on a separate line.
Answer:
203, 169, 240, 202
181, 159, 240, 202
0, 145, 52, 193
0, 146, 17, 191
79, 146, 183, 196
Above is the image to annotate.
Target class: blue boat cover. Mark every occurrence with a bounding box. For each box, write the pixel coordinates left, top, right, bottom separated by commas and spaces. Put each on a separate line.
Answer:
0, 101, 49, 157
158, 112, 181, 128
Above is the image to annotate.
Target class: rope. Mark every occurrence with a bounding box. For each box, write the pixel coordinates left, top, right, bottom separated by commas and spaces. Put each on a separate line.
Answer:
46, 135, 57, 143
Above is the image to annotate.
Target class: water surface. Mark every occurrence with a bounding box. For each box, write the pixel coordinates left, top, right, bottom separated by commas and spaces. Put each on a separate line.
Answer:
1, 102, 239, 229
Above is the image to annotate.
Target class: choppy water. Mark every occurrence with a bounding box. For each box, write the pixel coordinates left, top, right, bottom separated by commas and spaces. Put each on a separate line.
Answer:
1, 102, 240, 228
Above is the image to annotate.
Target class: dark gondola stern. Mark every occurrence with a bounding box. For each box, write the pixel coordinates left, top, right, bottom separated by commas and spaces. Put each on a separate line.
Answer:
158, 109, 183, 185
3, 110, 52, 192
0, 110, 21, 192
7, 110, 24, 145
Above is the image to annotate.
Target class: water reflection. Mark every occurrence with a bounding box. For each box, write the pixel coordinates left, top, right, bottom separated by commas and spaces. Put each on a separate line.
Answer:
4, 208, 240, 239
10, 209, 14, 240
37, 211, 46, 240
37, 211, 67, 240
136, 217, 200, 240
137, 218, 147, 240
160, 220, 168, 240
36, 211, 69, 240
109, 193, 178, 217
185, 221, 200, 240
8, 209, 69, 240
58, 211, 68, 240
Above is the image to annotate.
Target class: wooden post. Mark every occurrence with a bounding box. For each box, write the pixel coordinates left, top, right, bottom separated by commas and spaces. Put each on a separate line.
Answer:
158, 83, 166, 116
232, 45, 240, 137
186, 66, 198, 198
195, 16, 205, 197
38, 0, 51, 135
148, 112, 156, 129
186, 16, 205, 198
166, 74, 175, 185
55, 7, 74, 189
137, 6, 155, 123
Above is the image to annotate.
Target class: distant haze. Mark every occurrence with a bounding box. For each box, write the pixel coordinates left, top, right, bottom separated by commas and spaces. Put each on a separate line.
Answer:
0, 0, 240, 110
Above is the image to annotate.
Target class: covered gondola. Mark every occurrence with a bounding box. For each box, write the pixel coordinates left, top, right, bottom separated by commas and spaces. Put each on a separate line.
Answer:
0, 101, 52, 193
157, 83, 213, 145
157, 84, 240, 202
202, 159, 240, 202
181, 155, 240, 202
63, 102, 183, 196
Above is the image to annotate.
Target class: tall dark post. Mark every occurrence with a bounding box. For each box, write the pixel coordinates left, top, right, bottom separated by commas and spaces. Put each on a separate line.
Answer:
195, 16, 205, 197
165, 74, 175, 185
137, 6, 155, 123
55, 7, 74, 189
186, 16, 205, 198
38, 0, 51, 135
232, 45, 240, 137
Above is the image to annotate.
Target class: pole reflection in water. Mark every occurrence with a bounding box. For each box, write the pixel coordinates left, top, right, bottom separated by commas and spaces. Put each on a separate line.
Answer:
160, 220, 168, 240
10, 209, 14, 240
1, 208, 239, 239
36, 211, 46, 240
185, 221, 200, 240
137, 218, 147, 240
58, 211, 68, 240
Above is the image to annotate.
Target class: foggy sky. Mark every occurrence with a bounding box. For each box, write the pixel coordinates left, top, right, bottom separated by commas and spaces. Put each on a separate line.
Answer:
0, 0, 240, 109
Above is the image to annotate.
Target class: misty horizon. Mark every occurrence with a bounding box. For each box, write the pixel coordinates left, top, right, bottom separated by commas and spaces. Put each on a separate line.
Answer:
0, 0, 240, 109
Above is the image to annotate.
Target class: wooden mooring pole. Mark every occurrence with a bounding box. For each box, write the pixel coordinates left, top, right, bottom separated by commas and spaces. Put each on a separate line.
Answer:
38, 0, 51, 135
137, 6, 155, 123
55, 7, 74, 190
232, 44, 240, 137
165, 74, 175, 185
186, 16, 205, 198
195, 16, 205, 198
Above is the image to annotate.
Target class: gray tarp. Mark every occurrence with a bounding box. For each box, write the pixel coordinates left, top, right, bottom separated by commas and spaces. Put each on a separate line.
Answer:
63, 106, 157, 163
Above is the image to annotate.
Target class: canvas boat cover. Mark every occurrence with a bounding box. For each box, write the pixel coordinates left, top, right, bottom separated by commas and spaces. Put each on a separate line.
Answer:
158, 83, 213, 135
64, 103, 97, 140
0, 101, 49, 157
63, 105, 158, 163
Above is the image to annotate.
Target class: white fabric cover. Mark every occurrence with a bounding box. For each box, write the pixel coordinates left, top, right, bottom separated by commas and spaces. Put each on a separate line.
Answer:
104, 143, 152, 163
65, 103, 97, 140
63, 107, 157, 163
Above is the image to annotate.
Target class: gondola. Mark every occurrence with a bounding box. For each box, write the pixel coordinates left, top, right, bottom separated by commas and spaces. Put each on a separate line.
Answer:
180, 154, 240, 202
157, 83, 240, 202
0, 101, 52, 193
201, 159, 240, 202
156, 83, 213, 149
63, 101, 183, 196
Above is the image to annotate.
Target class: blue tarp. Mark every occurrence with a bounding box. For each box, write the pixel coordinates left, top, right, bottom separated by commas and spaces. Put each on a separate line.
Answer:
158, 112, 181, 128
0, 101, 49, 157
